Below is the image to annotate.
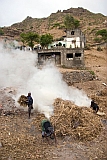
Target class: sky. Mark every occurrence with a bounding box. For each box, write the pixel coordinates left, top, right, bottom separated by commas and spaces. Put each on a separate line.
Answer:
0, 0, 107, 27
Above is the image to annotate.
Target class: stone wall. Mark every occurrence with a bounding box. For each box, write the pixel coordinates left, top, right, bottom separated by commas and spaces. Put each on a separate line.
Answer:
62, 71, 95, 85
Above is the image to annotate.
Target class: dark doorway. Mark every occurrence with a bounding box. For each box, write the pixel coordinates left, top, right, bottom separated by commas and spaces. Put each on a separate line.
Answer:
38, 52, 61, 65
71, 31, 75, 35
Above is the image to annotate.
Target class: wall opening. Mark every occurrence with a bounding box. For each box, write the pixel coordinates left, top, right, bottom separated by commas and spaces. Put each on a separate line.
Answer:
71, 31, 75, 35
66, 53, 73, 60
75, 53, 81, 57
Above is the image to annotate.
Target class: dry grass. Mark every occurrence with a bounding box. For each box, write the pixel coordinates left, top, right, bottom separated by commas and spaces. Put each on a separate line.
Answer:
50, 98, 103, 141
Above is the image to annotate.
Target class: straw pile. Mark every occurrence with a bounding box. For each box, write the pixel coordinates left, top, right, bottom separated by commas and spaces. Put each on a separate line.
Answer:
17, 95, 28, 107
50, 98, 103, 141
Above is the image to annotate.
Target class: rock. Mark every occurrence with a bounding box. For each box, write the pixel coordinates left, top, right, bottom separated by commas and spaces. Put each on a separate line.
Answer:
0, 142, 3, 147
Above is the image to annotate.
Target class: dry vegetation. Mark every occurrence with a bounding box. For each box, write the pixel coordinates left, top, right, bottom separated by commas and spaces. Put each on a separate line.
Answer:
0, 48, 107, 160
51, 98, 103, 141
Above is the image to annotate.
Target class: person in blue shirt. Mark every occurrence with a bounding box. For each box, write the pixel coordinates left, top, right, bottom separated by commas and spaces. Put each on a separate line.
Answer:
26, 92, 33, 118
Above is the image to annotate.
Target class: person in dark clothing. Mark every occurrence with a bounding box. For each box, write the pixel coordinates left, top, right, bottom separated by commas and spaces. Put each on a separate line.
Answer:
26, 92, 33, 118
90, 100, 99, 113
41, 119, 57, 144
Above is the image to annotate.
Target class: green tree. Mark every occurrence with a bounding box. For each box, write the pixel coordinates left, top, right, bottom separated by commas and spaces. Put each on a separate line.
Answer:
73, 19, 80, 29
20, 32, 40, 50
0, 28, 4, 35
40, 33, 53, 49
64, 15, 80, 29
96, 29, 107, 42
20, 33, 26, 46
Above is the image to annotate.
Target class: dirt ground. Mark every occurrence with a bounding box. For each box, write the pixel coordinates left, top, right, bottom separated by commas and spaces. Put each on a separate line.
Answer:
0, 48, 107, 160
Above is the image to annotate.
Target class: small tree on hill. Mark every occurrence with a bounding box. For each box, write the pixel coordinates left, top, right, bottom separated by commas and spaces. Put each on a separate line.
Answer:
40, 33, 53, 49
96, 29, 107, 42
20, 32, 40, 50
20, 33, 26, 46
64, 15, 80, 30
0, 28, 4, 35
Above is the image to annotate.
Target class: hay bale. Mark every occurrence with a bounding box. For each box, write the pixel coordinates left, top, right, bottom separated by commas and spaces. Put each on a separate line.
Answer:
50, 98, 103, 141
17, 95, 28, 107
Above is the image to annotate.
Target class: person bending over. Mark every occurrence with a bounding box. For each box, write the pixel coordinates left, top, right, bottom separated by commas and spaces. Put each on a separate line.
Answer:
41, 119, 56, 144
90, 100, 99, 113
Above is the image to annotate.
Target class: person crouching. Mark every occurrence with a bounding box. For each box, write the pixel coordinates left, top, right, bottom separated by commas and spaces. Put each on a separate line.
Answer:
90, 100, 99, 113
41, 119, 56, 145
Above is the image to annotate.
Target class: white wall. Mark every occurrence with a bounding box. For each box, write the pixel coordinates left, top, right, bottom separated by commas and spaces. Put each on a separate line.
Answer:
64, 37, 81, 48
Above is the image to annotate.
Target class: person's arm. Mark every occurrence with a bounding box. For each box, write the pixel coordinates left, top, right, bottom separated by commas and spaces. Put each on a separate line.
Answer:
96, 105, 99, 112
30, 97, 33, 105
31, 97, 33, 104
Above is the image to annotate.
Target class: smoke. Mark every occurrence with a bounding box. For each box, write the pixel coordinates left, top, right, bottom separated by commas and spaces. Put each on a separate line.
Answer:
0, 42, 91, 118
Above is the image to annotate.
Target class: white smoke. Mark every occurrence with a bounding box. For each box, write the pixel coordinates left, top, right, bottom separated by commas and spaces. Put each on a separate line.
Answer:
0, 42, 91, 118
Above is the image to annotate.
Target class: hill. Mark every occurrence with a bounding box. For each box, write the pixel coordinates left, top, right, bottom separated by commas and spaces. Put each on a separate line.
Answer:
1, 7, 107, 45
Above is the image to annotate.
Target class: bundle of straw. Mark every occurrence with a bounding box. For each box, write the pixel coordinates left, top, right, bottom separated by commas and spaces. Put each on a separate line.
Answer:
17, 95, 28, 107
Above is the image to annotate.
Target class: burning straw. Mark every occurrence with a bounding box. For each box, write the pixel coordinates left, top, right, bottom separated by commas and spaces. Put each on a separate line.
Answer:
50, 98, 103, 141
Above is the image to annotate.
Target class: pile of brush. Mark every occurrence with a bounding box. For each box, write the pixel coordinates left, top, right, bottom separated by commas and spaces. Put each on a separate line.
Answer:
17, 95, 28, 107
50, 98, 103, 141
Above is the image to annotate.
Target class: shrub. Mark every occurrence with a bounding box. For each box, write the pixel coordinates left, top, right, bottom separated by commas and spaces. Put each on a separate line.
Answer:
97, 46, 103, 51
94, 37, 102, 43
0, 28, 4, 35
84, 45, 91, 50
89, 70, 95, 75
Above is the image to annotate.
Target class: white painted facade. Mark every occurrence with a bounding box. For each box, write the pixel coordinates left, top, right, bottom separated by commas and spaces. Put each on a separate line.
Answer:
64, 37, 82, 48
48, 29, 85, 49
48, 41, 66, 49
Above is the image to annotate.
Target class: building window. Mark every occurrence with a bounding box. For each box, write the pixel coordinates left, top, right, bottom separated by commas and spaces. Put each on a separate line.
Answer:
71, 31, 75, 35
66, 53, 73, 60
75, 53, 81, 57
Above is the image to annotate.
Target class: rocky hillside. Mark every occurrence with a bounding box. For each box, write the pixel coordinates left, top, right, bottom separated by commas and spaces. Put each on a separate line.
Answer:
1, 7, 107, 44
